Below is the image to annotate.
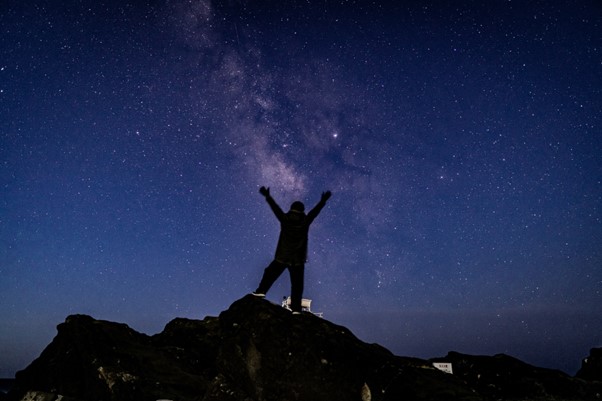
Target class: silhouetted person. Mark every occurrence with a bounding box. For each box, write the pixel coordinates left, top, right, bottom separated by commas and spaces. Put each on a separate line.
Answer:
253, 186, 331, 313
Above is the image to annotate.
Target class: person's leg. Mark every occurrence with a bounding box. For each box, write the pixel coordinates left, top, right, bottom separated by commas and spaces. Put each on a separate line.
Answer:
288, 264, 305, 312
255, 260, 286, 295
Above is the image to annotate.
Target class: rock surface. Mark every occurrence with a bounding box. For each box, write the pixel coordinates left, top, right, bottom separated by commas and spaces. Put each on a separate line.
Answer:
577, 348, 602, 382
6, 296, 602, 401
431, 351, 602, 400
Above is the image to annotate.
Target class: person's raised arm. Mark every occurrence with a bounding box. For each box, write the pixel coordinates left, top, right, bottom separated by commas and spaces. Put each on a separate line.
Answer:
259, 186, 285, 221
307, 190, 331, 223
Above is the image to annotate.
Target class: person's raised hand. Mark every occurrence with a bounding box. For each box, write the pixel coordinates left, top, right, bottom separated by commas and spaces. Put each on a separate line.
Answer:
321, 190, 332, 202
259, 186, 270, 197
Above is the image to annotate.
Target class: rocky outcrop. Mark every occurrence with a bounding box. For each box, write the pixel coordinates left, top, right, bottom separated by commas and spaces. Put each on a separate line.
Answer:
577, 348, 602, 382
209, 297, 477, 401
8, 314, 211, 401
6, 296, 478, 401
6, 296, 602, 401
431, 351, 602, 400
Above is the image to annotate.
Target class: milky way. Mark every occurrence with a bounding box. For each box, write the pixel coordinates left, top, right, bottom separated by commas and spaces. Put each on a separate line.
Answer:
1, 1, 601, 377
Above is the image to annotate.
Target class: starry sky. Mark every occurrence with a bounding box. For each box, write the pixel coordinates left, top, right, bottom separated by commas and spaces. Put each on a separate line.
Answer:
1, 0, 601, 377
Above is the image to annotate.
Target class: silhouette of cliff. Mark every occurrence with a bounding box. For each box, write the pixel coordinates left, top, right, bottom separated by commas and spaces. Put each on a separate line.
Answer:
6, 296, 602, 401
431, 351, 602, 400
577, 348, 602, 382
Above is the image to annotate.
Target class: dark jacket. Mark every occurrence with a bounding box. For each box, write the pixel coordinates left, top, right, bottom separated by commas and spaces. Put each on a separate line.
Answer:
265, 195, 327, 265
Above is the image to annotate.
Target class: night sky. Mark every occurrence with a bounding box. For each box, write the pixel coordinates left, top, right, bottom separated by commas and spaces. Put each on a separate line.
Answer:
1, 0, 601, 377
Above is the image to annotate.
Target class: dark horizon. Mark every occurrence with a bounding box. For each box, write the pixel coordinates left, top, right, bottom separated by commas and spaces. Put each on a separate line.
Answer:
1, 298, 598, 378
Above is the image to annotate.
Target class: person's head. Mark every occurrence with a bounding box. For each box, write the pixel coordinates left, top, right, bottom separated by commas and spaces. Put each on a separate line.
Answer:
290, 201, 305, 213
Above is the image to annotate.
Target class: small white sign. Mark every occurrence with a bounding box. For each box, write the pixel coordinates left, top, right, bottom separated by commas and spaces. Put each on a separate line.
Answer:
432, 362, 453, 374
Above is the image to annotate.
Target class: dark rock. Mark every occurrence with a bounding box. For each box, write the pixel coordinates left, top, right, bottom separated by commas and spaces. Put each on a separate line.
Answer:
211, 297, 479, 401
577, 348, 602, 382
0, 379, 15, 397
8, 296, 479, 401
8, 313, 209, 401
6, 296, 601, 401
431, 351, 602, 400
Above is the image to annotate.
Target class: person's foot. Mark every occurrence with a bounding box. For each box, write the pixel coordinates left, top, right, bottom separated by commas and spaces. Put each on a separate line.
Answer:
292, 311, 301, 315
251, 292, 265, 297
